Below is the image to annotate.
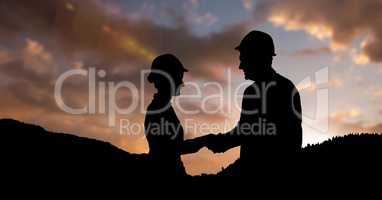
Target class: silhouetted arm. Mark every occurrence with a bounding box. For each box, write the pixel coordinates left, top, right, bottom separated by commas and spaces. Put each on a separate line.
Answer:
180, 131, 241, 154
181, 137, 210, 154
206, 84, 261, 153
204, 128, 242, 153
182, 85, 262, 154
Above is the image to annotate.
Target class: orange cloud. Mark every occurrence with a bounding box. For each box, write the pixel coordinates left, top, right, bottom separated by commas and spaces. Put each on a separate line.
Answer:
373, 89, 382, 97
330, 109, 361, 123
256, 0, 382, 64
0, 48, 14, 64
23, 38, 56, 75
242, 0, 253, 11
329, 78, 344, 88
269, 14, 333, 40
353, 52, 370, 65
102, 25, 156, 62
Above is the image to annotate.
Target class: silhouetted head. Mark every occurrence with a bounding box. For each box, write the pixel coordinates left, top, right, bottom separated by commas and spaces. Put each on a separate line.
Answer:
148, 54, 188, 96
236, 30, 276, 81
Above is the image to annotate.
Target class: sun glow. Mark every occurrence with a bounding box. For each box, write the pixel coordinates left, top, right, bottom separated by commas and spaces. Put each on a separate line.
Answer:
102, 25, 156, 61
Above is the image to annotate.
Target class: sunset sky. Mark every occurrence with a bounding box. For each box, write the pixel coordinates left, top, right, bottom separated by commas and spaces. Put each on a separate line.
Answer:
1, 0, 382, 175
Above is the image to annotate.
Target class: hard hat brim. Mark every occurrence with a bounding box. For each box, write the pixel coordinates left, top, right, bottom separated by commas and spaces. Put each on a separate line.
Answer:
234, 45, 276, 56
182, 68, 189, 72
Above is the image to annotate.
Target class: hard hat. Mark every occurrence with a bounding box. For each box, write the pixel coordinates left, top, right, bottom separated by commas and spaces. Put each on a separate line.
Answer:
148, 54, 188, 83
235, 30, 276, 56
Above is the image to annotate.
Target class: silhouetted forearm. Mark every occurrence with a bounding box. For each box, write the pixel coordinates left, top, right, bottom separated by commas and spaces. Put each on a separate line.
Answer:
181, 137, 208, 154
180, 125, 244, 154
207, 127, 242, 153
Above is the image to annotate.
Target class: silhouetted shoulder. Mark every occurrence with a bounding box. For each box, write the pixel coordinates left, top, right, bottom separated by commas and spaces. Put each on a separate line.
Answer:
274, 73, 298, 92
243, 83, 259, 95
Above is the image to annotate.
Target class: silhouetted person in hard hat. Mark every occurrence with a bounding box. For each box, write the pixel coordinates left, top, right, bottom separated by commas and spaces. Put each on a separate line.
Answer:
190, 31, 303, 176
145, 54, 204, 177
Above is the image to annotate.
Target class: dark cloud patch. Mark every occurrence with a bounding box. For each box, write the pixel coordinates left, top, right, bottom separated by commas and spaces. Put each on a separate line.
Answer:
0, 0, 249, 125
0, 64, 59, 113
0, 0, 247, 80
0, 60, 52, 88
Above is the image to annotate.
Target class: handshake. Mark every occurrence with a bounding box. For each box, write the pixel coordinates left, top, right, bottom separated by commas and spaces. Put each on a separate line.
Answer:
182, 133, 230, 154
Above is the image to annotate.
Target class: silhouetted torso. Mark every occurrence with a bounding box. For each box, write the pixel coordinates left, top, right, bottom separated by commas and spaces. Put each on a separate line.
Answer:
211, 69, 302, 176
240, 69, 302, 173
144, 93, 186, 176
241, 69, 302, 146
